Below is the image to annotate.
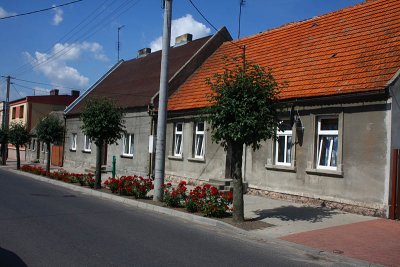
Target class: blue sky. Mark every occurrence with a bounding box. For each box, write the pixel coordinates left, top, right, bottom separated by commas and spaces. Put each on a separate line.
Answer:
0, 0, 364, 101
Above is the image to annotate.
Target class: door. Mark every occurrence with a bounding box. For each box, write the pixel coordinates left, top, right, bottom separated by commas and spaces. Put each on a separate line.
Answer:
102, 143, 107, 166
51, 145, 63, 167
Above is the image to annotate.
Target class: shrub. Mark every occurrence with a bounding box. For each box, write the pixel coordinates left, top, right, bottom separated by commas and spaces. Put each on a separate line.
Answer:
186, 184, 233, 217
162, 181, 187, 207
103, 176, 153, 198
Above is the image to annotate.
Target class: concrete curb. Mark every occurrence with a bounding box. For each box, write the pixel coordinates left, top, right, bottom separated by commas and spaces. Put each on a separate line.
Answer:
6, 168, 382, 267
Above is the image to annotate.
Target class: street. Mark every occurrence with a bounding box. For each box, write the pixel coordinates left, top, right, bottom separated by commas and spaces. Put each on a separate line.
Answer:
0, 169, 355, 267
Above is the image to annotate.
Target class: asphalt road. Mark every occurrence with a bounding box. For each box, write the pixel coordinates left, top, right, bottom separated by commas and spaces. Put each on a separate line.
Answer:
0, 169, 354, 267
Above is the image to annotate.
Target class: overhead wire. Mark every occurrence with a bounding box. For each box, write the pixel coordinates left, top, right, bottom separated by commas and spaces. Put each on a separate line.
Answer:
0, 0, 83, 20
12, 0, 141, 78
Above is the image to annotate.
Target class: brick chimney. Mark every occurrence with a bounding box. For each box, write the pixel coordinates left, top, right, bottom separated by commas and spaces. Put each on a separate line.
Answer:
175, 33, 193, 47
71, 90, 80, 97
50, 89, 59, 95
137, 48, 151, 58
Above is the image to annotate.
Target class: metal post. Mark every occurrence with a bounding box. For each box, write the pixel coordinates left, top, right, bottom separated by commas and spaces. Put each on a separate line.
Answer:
117, 25, 125, 62
112, 155, 116, 178
153, 0, 172, 201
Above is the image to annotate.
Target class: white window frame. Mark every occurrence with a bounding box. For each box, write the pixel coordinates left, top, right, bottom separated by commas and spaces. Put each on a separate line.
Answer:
32, 139, 36, 151
275, 129, 292, 166
174, 123, 183, 157
70, 133, 77, 151
316, 116, 338, 170
122, 133, 134, 157
83, 135, 91, 152
194, 122, 205, 159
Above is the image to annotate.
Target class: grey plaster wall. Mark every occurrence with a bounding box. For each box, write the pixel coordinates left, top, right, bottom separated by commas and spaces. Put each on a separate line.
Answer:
64, 110, 152, 177
166, 101, 392, 211
165, 117, 226, 182
245, 101, 391, 210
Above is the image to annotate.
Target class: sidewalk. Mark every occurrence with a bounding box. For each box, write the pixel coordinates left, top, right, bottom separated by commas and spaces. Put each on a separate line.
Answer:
2, 160, 399, 267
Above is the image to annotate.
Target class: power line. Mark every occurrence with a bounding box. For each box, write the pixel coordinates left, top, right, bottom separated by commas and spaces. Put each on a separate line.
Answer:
13, 0, 141, 78
187, 0, 243, 50
12, 78, 82, 91
0, 0, 83, 20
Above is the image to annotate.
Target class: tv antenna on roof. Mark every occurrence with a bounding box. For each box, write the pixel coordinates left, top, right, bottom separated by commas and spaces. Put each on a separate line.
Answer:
117, 25, 125, 62
238, 0, 245, 39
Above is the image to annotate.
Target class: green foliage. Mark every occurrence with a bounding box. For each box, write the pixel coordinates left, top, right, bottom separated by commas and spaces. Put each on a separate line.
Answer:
35, 115, 64, 145
80, 97, 125, 145
205, 57, 284, 150
8, 121, 30, 147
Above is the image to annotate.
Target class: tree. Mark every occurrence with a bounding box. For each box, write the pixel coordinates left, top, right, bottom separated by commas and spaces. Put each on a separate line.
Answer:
36, 115, 64, 173
80, 97, 125, 189
8, 121, 30, 170
205, 57, 283, 222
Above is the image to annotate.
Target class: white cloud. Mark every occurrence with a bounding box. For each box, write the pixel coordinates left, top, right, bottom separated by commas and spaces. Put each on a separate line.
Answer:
52, 6, 63, 25
0, 6, 16, 18
24, 42, 108, 88
150, 14, 211, 51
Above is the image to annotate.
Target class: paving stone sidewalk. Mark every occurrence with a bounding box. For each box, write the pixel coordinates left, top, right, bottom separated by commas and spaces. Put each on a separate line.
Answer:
3, 160, 399, 266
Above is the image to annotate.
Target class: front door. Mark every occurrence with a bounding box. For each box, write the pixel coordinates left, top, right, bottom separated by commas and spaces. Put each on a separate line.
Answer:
390, 149, 400, 219
102, 143, 107, 166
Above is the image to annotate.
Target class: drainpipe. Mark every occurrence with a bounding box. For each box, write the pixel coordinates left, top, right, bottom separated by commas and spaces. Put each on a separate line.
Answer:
61, 114, 66, 167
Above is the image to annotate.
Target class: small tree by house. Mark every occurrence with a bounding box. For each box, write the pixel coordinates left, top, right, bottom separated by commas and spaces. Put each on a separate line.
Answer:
205, 57, 284, 222
8, 121, 30, 170
36, 115, 64, 173
80, 97, 125, 189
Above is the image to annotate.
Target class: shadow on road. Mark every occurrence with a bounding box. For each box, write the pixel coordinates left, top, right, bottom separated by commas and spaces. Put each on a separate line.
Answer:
0, 247, 27, 267
253, 205, 340, 223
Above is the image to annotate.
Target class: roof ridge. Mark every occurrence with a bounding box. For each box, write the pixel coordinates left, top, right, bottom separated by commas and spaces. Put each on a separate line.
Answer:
236, 0, 386, 43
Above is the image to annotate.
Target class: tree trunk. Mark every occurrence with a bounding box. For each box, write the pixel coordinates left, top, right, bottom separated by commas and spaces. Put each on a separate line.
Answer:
46, 141, 51, 174
95, 141, 103, 189
16, 145, 20, 170
231, 142, 244, 222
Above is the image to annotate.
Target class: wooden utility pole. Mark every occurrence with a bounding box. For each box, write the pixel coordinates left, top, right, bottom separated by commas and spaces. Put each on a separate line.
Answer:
1, 76, 11, 165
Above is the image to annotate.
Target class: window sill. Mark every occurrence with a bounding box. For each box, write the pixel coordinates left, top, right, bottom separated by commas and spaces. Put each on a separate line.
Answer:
305, 168, 343, 178
120, 155, 133, 159
168, 155, 183, 161
188, 157, 206, 163
265, 164, 296, 172
69, 149, 76, 152
82, 150, 91, 154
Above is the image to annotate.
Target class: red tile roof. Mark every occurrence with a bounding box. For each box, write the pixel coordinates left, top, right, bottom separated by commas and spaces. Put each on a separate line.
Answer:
168, 0, 400, 111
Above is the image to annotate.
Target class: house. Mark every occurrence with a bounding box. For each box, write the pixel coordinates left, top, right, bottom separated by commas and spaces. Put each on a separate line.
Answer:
14, 89, 79, 162
164, 0, 400, 217
63, 29, 231, 176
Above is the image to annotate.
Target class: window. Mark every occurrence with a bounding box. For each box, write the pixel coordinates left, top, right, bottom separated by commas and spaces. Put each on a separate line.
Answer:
19, 105, 24, 119
12, 107, 16, 119
70, 133, 77, 151
276, 122, 292, 166
32, 139, 36, 151
317, 117, 338, 170
28, 140, 31, 150
194, 122, 205, 159
174, 123, 183, 157
41, 142, 45, 152
122, 133, 134, 156
83, 135, 91, 152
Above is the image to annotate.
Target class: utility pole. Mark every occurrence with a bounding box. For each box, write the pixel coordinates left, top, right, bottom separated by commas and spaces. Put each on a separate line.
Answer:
153, 0, 172, 201
1, 76, 11, 165
117, 25, 125, 62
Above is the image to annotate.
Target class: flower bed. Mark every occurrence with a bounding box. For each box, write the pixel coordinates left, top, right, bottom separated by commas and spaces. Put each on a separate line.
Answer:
21, 165, 95, 188
103, 176, 153, 198
21, 164, 232, 218
163, 181, 233, 217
